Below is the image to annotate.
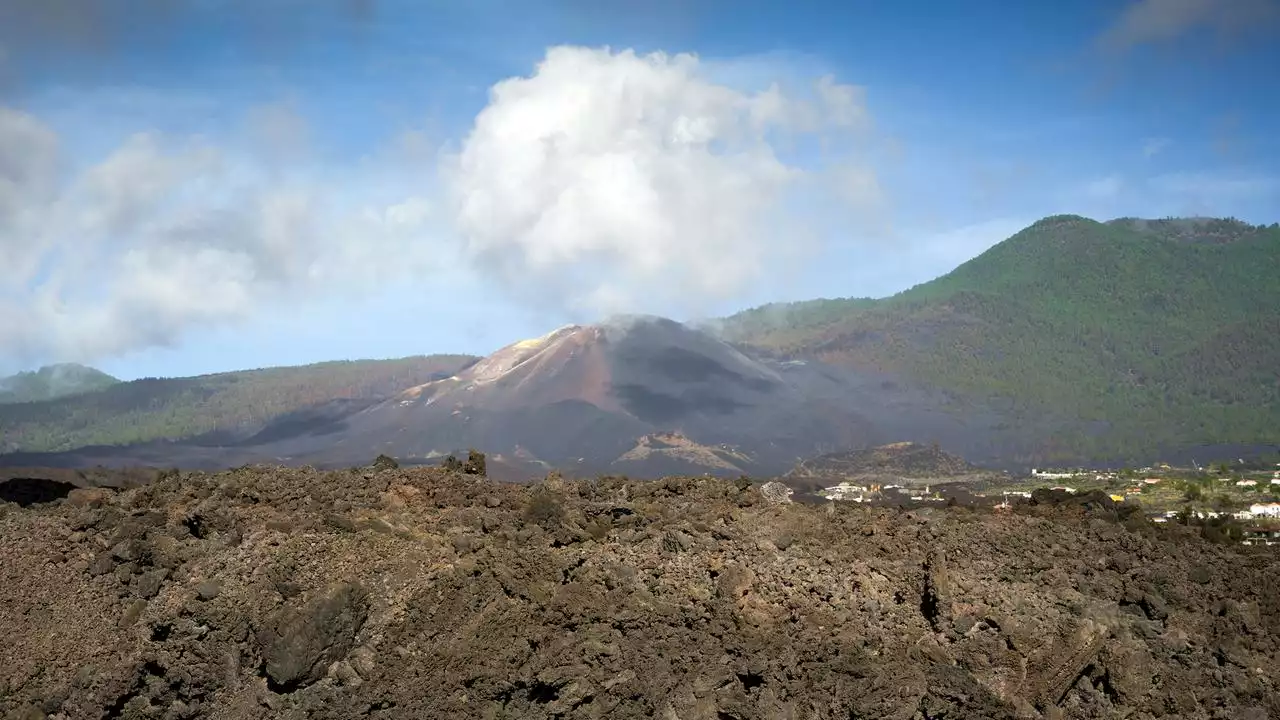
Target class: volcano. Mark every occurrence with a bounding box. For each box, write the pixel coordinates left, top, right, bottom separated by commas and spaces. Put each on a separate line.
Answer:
0, 316, 1015, 479
240, 315, 883, 477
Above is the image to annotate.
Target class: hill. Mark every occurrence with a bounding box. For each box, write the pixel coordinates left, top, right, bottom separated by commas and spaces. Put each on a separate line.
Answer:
0, 355, 477, 454
0, 317, 1018, 478
1, 465, 1275, 719
721, 215, 1280, 464
787, 441, 979, 481
784, 441, 994, 495
0, 363, 120, 404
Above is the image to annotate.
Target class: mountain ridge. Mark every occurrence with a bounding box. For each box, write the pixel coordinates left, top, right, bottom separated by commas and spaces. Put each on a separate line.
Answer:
0, 363, 120, 404
720, 214, 1280, 464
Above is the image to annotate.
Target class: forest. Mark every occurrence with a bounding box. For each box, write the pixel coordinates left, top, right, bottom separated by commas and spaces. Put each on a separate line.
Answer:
722, 216, 1280, 462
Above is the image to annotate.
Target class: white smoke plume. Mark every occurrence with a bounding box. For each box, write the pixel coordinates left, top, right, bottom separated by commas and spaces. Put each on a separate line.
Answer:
443, 46, 880, 321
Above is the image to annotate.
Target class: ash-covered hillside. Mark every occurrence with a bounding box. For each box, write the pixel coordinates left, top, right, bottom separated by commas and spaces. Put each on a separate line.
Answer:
0, 466, 1275, 719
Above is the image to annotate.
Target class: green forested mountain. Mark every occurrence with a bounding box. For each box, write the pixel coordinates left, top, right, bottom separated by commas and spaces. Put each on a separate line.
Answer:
0, 355, 477, 453
721, 215, 1280, 461
0, 364, 121, 404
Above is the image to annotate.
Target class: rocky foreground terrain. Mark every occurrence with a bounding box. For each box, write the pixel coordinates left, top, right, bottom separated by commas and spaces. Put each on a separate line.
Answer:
1, 466, 1276, 720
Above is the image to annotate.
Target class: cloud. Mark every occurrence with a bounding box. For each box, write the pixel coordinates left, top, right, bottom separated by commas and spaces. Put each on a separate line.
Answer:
443, 45, 879, 320
0, 0, 380, 93
1145, 171, 1280, 218
1097, 0, 1280, 53
2, 44, 883, 368
1142, 137, 1171, 158
0, 107, 59, 279
0, 103, 450, 367
1148, 171, 1280, 201
1084, 174, 1125, 200
245, 101, 312, 166
0, 0, 380, 47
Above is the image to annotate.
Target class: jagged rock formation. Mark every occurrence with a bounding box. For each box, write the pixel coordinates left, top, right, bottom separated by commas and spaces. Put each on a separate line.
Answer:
0, 466, 1276, 719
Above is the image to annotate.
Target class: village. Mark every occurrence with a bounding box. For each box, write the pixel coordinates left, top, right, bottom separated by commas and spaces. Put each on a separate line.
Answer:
814, 460, 1280, 546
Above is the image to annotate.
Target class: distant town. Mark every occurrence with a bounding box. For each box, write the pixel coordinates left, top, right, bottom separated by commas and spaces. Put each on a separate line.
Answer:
815, 460, 1280, 546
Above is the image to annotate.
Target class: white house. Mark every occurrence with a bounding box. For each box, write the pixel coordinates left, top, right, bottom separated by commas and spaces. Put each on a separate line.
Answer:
822, 483, 869, 502
1236, 479, 1258, 487
1249, 503, 1280, 518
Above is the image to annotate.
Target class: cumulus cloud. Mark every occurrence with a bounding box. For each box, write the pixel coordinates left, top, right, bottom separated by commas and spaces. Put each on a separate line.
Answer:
0, 104, 445, 366
443, 45, 879, 320
1098, 0, 1280, 53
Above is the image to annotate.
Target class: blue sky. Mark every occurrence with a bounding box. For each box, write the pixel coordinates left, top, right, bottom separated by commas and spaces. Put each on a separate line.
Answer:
0, 0, 1277, 379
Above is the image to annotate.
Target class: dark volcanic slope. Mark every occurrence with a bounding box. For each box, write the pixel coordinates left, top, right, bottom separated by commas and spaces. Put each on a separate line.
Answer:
225, 316, 1013, 476
307, 316, 880, 473
1, 466, 1276, 719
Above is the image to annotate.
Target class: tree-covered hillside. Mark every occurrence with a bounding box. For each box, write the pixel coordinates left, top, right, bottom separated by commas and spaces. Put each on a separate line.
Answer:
0, 355, 477, 453
721, 215, 1280, 462
0, 364, 120, 404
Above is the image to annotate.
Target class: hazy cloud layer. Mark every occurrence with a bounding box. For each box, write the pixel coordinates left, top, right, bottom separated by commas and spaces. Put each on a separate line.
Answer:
1062, 167, 1280, 219
0, 0, 378, 47
1142, 137, 1171, 158
1149, 171, 1280, 206
0, 107, 59, 278
0, 103, 444, 366
0, 0, 379, 92
1084, 175, 1125, 200
444, 46, 879, 319
1098, 0, 1280, 52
